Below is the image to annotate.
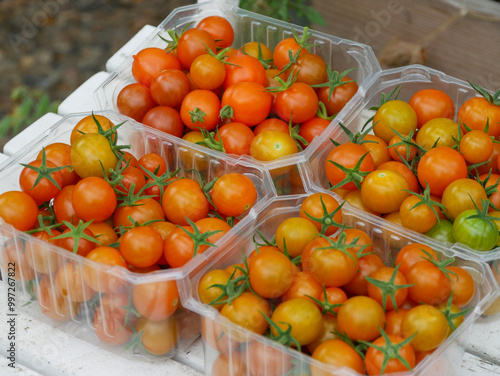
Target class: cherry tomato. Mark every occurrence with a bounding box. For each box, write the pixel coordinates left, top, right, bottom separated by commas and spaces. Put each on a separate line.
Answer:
317, 77, 358, 117
299, 192, 342, 235
132, 47, 181, 87
337, 296, 386, 342
0, 191, 38, 231
275, 82, 319, 123
373, 100, 418, 143
311, 339, 365, 376
458, 96, 500, 137
19, 159, 63, 204
365, 334, 416, 375
72, 177, 117, 222
132, 280, 179, 321
70, 114, 114, 145
221, 82, 272, 126
142, 106, 184, 137
120, 226, 164, 268
214, 122, 255, 156
409, 89, 455, 128
361, 169, 410, 214
211, 173, 257, 217
275, 217, 319, 257
70, 133, 118, 179
176, 28, 216, 69
224, 54, 267, 88
117, 83, 156, 122
415, 118, 459, 150
162, 178, 209, 225
180, 89, 221, 131
83, 246, 128, 293
401, 304, 448, 352
196, 15, 234, 49
135, 316, 178, 355
250, 130, 298, 161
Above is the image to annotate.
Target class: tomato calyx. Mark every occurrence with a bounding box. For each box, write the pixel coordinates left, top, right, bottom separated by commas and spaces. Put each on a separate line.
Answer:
124, 325, 156, 357
362, 85, 401, 132
158, 22, 192, 53
359, 327, 416, 374
403, 183, 447, 222
439, 293, 471, 331
306, 285, 343, 316
188, 168, 218, 209
331, 122, 376, 148
301, 196, 347, 235
26, 214, 60, 236
208, 259, 250, 306
316, 232, 365, 262
116, 182, 157, 207
141, 167, 181, 203
316, 101, 335, 121
387, 128, 425, 162
188, 107, 207, 124
476, 170, 500, 197
219, 104, 234, 121
210, 210, 236, 227
468, 81, 500, 106
180, 217, 222, 257
288, 115, 308, 152
365, 264, 413, 312
419, 248, 456, 283
333, 331, 368, 360
51, 219, 101, 254
311, 66, 355, 100
465, 197, 500, 230
253, 229, 277, 250
281, 239, 302, 266
20, 148, 69, 191
265, 68, 299, 93
241, 42, 273, 69
196, 126, 225, 153
327, 150, 372, 190
261, 311, 302, 351
115, 216, 164, 237
91, 114, 130, 160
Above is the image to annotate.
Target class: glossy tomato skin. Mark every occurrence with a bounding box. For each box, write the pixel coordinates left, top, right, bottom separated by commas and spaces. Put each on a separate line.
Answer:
299, 192, 342, 235
401, 305, 448, 352
373, 100, 418, 143
458, 96, 500, 137
361, 169, 410, 214
272, 37, 306, 71
162, 178, 209, 226
275, 82, 319, 124
72, 177, 117, 222
337, 296, 386, 342
0, 191, 38, 231
117, 83, 156, 122
417, 147, 467, 197
325, 143, 375, 191
289, 52, 327, 86
114, 198, 165, 229
453, 209, 499, 252
135, 316, 178, 355
180, 89, 221, 131
224, 54, 267, 88
415, 118, 458, 150
142, 106, 184, 137
409, 89, 455, 128
441, 178, 487, 220
406, 260, 452, 305
176, 28, 216, 69
424, 219, 455, 243
133, 280, 180, 321
150, 69, 191, 109
214, 122, 254, 156
250, 130, 298, 161
37, 142, 79, 187
70, 114, 114, 145
317, 77, 358, 117
196, 15, 234, 49
19, 159, 63, 204
221, 82, 272, 126
120, 226, 164, 268
70, 133, 118, 179
311, 339, 365, 376
275, 217, 319, 257
365, 334, 416, 376
400, 195, 438, 234
299, 117, 330, 148
271, 298, 323, 346
132, 47, 181, 87
211, 173, 257, 217
190, 53, 226, 90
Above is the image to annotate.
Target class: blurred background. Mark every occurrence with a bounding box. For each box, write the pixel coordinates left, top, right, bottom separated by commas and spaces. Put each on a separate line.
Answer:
0, 0, 499, 148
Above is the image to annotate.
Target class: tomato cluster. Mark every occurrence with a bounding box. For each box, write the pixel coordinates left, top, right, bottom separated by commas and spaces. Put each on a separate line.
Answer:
325, 83, 500, 253
116, 15, 359, 165
197, 193, 476, 375
0, 113, 259, 355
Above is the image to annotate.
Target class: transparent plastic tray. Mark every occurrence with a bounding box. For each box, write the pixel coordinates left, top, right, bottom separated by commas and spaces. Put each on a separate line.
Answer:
94, 0, 381, 195
179, 187, 499, 376
0, 110, 275, 363
306, 64, 500, 264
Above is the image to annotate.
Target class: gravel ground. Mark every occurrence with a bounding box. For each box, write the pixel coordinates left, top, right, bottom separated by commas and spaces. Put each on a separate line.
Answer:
0, 0, 195, 143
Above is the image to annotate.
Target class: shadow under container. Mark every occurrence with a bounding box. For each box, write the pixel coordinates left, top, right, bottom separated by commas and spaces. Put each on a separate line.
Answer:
178, 188, 498, 376
0, 110, 275, 364
94, 0, 381, 196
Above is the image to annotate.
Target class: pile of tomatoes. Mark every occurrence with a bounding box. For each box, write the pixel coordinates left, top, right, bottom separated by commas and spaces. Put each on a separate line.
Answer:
325, 83, 500, 253
197, 192, 476, 375
0, 113, 258, 355
116, 15, 359, 164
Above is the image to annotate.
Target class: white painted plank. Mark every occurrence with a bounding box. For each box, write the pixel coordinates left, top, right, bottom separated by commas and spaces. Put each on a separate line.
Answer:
57, 72, 111, 116
460, 352, 500, 375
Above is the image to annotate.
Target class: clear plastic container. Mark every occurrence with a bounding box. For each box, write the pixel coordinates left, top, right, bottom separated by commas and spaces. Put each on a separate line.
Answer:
179, 188, 499, 376
0, 110, 275, 363
305, 64, 500, 264
94, 0, 381, 195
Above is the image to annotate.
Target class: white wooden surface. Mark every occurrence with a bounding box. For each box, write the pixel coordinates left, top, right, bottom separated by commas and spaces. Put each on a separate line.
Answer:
2, 12, 500, 376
